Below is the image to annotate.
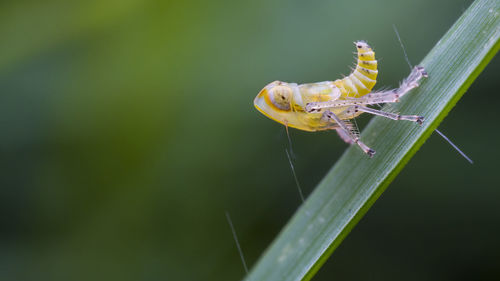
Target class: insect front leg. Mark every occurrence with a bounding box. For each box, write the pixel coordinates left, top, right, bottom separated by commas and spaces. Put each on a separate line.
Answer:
305, 66, 428, 112
323, 110, 375, 157
354, 105, 424, 125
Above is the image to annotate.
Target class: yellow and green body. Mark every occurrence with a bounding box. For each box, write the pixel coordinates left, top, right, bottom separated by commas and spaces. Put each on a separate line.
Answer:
254, 41, 378, 132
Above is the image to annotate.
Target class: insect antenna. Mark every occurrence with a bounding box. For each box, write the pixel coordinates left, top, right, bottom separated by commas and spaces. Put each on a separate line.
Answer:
225, 211, 249, 274
392, 24, 473, 164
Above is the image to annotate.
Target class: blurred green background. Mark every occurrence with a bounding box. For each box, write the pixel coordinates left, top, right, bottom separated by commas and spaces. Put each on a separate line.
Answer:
1, 0, 499, 280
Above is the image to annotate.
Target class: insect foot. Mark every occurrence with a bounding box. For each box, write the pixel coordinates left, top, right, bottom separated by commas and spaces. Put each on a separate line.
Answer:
354, 137, 376, 158
407, 65, 428, 86
367, 149, 376, 158
416, 65, 428, 78
416, 116, 424, 125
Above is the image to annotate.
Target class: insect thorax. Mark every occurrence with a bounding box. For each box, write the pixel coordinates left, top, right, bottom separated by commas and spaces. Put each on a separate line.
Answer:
296, 81, 341, 106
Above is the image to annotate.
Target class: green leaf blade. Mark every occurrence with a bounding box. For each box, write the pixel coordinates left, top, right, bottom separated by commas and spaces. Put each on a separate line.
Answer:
245, 0, 500, 280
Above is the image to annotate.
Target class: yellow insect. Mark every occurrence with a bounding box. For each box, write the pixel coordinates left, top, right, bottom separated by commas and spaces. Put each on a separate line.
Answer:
254, 41, 428, 157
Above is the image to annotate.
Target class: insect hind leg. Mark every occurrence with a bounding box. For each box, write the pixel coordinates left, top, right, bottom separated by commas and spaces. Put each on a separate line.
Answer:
324, 110, 375, 157
363, 65, 428, 104
305, 66, 428, 112
395, 65, 428, 98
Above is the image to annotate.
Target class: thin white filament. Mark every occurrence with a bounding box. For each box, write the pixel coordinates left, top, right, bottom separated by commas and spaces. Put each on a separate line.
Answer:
435, 129, 474, 164
286, 149, 305, 202
285, 123, 295, 159
392, 24, 413, 71
225, 212, 248, 274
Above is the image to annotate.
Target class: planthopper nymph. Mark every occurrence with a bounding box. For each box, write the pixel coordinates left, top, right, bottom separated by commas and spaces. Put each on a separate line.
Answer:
254, 41, 428, 157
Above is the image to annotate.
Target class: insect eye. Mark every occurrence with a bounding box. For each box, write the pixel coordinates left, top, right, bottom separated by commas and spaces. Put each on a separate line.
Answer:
269, 86, 292, 111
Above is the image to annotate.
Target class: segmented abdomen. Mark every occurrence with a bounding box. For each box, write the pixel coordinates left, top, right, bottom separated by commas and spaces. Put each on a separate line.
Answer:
334, 41, 378, 98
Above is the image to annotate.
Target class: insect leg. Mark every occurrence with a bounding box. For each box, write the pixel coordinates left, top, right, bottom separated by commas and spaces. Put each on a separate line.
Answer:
361, 65, 428, 104
323, 110, 375, 157
354, 105, 424, 125
335, 127, 354, 144
306, 94, 397, 112
305, 66, 428, 112
393, 65, 428, 99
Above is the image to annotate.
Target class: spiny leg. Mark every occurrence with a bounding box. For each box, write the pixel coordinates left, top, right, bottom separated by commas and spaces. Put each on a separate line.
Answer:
391, 65, 428, 99
323, 110, 375, 157
306, 66, 428, 112
354, 105, 424, 125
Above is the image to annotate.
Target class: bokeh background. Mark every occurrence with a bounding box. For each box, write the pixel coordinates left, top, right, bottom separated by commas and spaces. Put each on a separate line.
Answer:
1, 0, 499, 280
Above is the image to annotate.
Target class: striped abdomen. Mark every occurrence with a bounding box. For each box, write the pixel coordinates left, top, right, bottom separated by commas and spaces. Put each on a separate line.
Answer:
334, 41, 378, 98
